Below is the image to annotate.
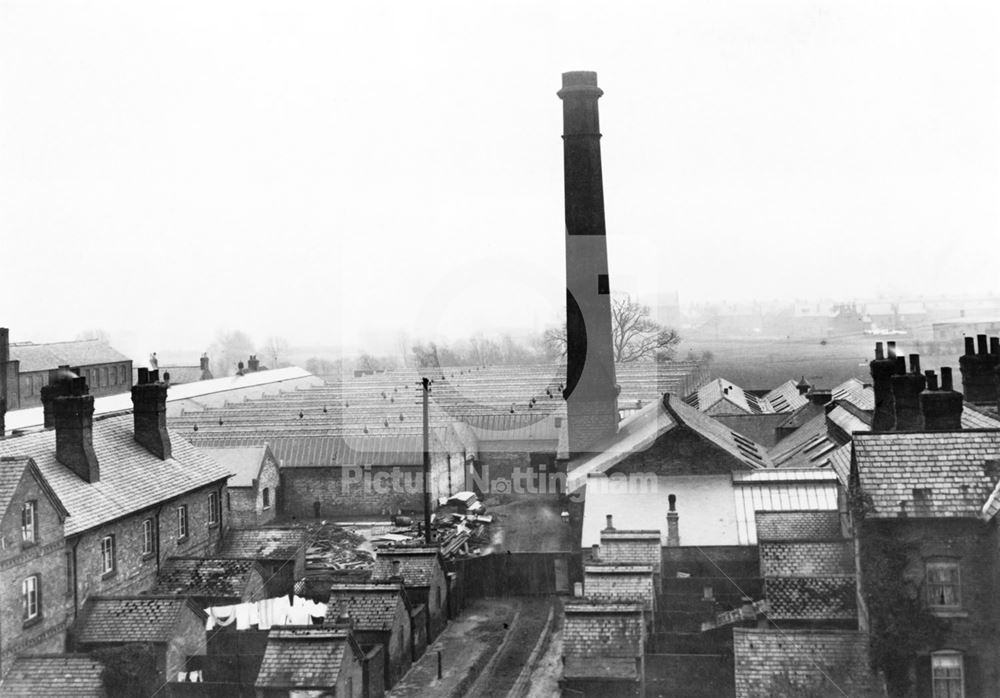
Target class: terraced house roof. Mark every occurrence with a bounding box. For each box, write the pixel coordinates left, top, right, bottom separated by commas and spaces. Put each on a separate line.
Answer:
256, 627, 356, 689
149, 557, 265, 600
10, 340, 130, 373
0, 415, 231, 536
74, 596, 204, 644
853, 431, 1000, 518
372, 547, 442, 587
326, 583, 408, 630
218, 527, 308, 561
0, 655, 106, 697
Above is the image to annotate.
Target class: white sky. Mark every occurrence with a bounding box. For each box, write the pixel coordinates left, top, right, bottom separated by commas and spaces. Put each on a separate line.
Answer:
2, 1, 998, 357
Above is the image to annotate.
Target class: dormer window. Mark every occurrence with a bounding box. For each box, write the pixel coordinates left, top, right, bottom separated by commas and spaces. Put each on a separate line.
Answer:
21, 501, 37, 545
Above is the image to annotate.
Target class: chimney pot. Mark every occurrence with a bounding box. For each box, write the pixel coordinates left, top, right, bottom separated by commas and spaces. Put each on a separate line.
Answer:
941, 367, 954, 392
591, 543, 599, 559
924, 370, 938, 391
138, 367, 149, 385
978, 334, 989, 355
991, 337, 1000, 357
893, 356, 906, 374
668, 493, 676, 512
874, 342, 884, 360
605, 514, 614, 530
887, 341, 897, 358
909, 354, 921, 374
964, 337, 976, 355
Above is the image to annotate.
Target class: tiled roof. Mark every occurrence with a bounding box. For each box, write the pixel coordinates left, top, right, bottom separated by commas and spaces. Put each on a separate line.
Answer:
219, 527, 308, 561
854, 431, 1000, 518
826, 443, 852, 486
763, 380, 810, 414
197, 446, 268, 488
158, 366, 205, 385
372, 547, 442, 587
74, 596, 204, 644
0, 654, 106, 697
567, 395, 772, 492
255, 627, 353, 689
326, 584, 407, 630
830, 378, 874, 411
0, 415, 232, 536
961, 403, 1000, 429
149, 557, 265, 600
0, 456, 68, 520
764, 576, 857, 620
755, 511, 842, 541
10, 340, 130, 373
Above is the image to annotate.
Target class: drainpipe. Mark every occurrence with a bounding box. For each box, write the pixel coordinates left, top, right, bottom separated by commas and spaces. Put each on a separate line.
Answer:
70, 535, 82, 618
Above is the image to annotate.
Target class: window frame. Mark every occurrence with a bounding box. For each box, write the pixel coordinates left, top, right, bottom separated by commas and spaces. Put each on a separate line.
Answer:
262, 487, 271, 510
142, 518, 155, 557
177, 504, 189, 542
926, 559, 962, 610
101, 535, 116, 577
22, 574, 40, 624
21, 500, 37, 546
931, 651, 964, 698
208, 492, 219, 526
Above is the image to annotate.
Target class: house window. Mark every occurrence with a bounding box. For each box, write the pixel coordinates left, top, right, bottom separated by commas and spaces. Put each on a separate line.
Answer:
21, 501, 37, 545
101, 535, 115, 575
208, 493, 219, 526
932, 652, 964, 698
65, 551, 74, 596
177, 505, 188, 540
262, 487, 271, 510
22, 575, 40, 622
927, 561, 961, 608
142, 518, 154, 556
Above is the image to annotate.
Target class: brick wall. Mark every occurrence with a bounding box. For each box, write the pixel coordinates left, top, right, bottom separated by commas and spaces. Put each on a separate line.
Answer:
0, 469, 72, 676
227, 456, 279, 528
600, 532, 661, 574
733, 628, 880, 697
756, 510, 842, 541
584, 566, 655, 612
759, 541, 854, 577
281, 457, 455, 519
563, 603, 645, 658
74, 482, 227, 604
335, 641, 364, 698
608, 425, 745, 476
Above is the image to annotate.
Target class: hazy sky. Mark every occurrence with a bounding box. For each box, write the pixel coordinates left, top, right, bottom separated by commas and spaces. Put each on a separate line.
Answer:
2, 1, 998, 358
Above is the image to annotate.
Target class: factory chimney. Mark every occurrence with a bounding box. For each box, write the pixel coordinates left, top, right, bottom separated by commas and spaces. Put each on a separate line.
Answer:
559, 71, 619, 456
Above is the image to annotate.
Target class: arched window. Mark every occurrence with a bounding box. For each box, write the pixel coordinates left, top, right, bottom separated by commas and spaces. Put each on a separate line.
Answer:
262, 487, 271, 509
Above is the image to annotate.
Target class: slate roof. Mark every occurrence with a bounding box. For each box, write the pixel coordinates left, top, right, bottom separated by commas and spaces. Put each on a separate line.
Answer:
149, 557, 265, 600
0, 654, 106, 697
372, 547, 442, 587
567, 395, 772, 492
197, 446, 268, 488
10, 340, 130, 373
755, 510, 842, 541
218, 527, 308, 561
827, 442, 853, 486
853, 431, 1000, 518
0, 456, 68, 520
0, 415, 232, 536
764, 576, 857, 620
255, 627, 354, 689
830, 378, 874, 411
326, 583, 407, 630
962, 403, 1000, 429
763, 380, 810, 414
74, 596, 204, 644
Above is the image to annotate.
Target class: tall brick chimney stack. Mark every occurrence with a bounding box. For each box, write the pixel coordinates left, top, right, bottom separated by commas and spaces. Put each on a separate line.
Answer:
558, 71, 619, 457
920, 367, 964, 430
870, 342, 897, 432
959, 334, 999, 405
132, 367, 172, 460
0, 327, 8, 437
891, 354, 926, 431
54, 376, 100, 482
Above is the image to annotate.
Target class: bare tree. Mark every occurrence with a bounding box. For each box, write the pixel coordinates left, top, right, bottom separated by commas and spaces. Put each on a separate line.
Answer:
209, 330, 255, 377
261, 336, 290, 367
542, 293, 681, 363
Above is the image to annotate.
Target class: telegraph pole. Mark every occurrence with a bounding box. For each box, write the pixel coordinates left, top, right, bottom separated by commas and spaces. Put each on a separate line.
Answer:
421, 377, 432, 544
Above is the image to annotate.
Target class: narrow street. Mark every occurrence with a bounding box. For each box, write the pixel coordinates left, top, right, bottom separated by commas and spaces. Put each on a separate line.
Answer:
387, 597, 560, 698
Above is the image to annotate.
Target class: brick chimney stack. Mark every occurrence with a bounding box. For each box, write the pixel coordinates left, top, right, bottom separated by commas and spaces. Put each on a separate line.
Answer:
41, 366, 78, 429
891, 354, 926, 431
870, 342, 897, 432
920, 367, 964, 431
959, 334, 999, 405
54, 376, 100, 482
0, 327, 8, 437
132, 367, 172, 460
559, 71, 619, 457
666, 494, 680, 547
